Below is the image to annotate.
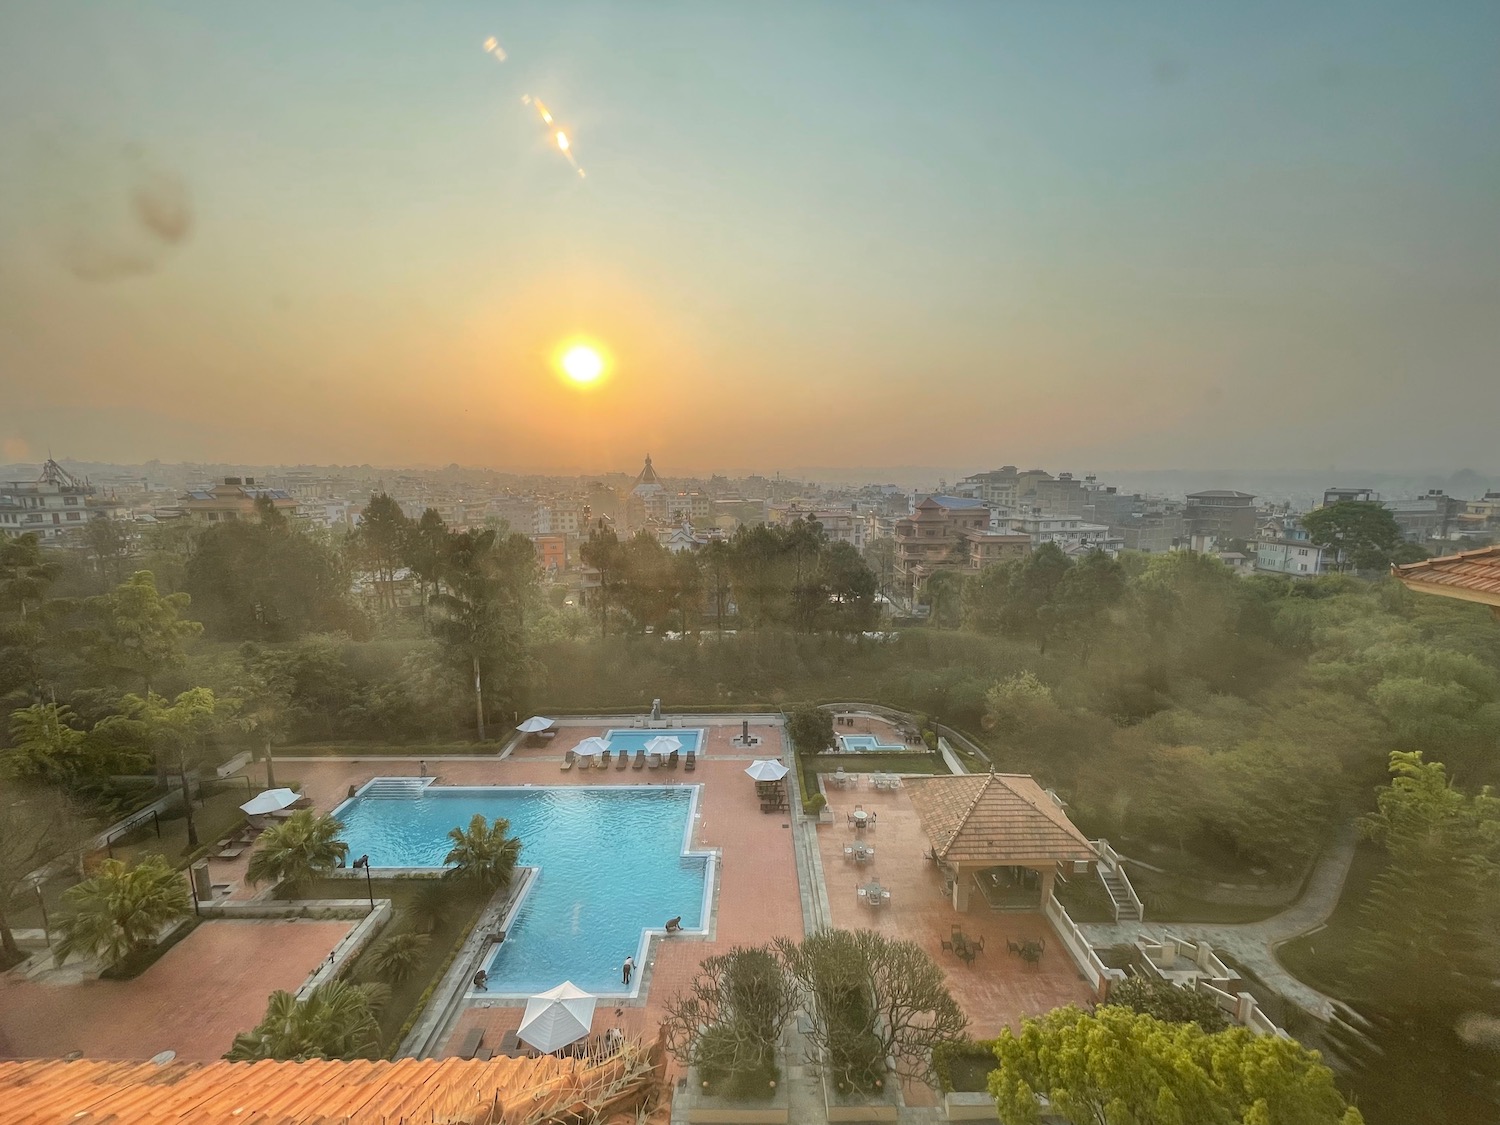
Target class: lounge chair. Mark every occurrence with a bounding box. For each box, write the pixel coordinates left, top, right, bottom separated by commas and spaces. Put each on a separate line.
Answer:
560, 750, 576, 772
458, 1027, 485, 1059
648, 754, 662, 770
633, 750, 646, 770
684, 752, 696, 772
600, 750, 614, 770
615, 751, 629, 770
668, 749, 680, 768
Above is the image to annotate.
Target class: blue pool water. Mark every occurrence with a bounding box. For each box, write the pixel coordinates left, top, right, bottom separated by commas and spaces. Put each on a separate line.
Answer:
839, 733, 906, 752
332, 785, 711, 996
603, 728, 704, 754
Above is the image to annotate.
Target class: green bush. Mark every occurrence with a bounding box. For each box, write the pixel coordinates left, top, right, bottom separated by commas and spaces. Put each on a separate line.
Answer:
786, 705, 834, 752
932, 1038, 999, 1093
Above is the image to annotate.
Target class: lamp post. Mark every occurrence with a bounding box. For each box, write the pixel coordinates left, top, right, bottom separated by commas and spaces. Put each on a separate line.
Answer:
353, 856, 373, 912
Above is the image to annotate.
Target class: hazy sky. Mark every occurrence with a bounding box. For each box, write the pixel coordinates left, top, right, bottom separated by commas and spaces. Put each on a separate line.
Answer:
2, 2, 1497, 475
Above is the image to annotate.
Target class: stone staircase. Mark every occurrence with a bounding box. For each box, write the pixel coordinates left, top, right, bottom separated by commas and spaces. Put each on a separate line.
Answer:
361, 776, 435, 799
1094, 839, 1144, 923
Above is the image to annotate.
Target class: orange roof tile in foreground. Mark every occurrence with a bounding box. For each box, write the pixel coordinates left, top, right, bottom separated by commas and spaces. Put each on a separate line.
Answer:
1394, 546, 1500, 612
904, 770, 1096, 867
0, 1048, 664, 1125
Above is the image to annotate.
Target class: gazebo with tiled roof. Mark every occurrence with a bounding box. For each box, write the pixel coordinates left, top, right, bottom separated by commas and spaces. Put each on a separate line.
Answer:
905, 769, 1097, 912
1393, 546, 1500, 620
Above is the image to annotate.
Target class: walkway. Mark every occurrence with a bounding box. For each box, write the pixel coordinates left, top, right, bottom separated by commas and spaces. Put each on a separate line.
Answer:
1078, 823, 1360, 1018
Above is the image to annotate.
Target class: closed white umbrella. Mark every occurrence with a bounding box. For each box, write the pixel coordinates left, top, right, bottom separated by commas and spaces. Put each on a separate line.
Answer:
744, 759, 789, 782
517, 981, 597, 1054
517, 716, 556, 733
240, 788, 299, 816
644, 735, 682, 757
572, 736, 610, 758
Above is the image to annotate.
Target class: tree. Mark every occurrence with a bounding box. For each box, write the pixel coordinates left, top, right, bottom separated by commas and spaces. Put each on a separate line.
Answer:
983, 672, 1058, 736
989, 1006, 1362, 1125
822, 542, 878, 633
580, 526, 626, 636
53, 855, 191, 969
662, 946, 797, 1098
230, 642, 295, 787
0, 532, 64, 622
403, 507, 449, 617
777, 929, 967, 1091
1105, 976, 1229, 1032
1051, 549, 1125, 663
786, 705, 834, 753
185, 502, 357, 640
0, 789, 78, 966
431, 529, 530, 740
1353, 752, 1500, 1014
367, 931, 431, 984
117, 688, 222, 847
1302, 502, 1404, 573
443, 813, 521, 891
226, 979, 387, 1061
81, 518, 135, 589
246, 810, 349, 894
5, 703, 89, 785
354, 493, 411, 615
702, 539, 733, 636
923, 569, 967, 629
77, 571, 202, 694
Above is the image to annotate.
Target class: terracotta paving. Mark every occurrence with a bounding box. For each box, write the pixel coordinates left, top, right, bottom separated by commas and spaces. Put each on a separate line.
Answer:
0, 919, 354, 1061
815, 779, 1094, 1040
503, 720, 783, 762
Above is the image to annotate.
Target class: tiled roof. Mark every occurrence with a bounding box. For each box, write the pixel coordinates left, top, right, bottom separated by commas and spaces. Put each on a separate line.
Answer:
1394, 546, 1500, 607
0, 1051, 658, 1124
904, 771, 1096, 866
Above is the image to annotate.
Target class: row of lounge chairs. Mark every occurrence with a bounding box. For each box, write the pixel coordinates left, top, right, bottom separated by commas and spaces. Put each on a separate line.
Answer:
559, 749, 698, 772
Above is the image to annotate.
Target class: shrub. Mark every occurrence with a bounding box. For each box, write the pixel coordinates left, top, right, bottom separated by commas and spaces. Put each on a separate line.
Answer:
786, 705, 834, 753
1105, 976, 1229, 1032
368, 932, 432, 985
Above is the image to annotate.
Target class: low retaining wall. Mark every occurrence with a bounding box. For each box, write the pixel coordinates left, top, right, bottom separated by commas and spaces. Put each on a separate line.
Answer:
943, 1092, 1000, 1121
1044, 895, 1125, 998
191, 897, 392, 999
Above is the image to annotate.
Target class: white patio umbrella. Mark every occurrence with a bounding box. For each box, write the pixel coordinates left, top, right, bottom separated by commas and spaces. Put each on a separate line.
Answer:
744, 759, 789, 782
239, 788, 299, 816
572, 736, 610, 758
517, 981, 597, 1054
644, 735, 682, 757
517, 716, 556, 733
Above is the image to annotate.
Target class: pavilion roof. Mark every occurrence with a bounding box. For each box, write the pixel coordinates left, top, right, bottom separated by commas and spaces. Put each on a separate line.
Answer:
904, 771, 1096, 867
1393, 546, 1500, 610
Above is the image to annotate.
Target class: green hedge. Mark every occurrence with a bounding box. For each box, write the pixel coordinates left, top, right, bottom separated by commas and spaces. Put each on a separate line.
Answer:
932, 1038, 1000, 1093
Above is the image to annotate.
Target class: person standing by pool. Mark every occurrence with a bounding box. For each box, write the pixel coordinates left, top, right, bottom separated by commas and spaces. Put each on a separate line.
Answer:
622, 955, 635, 986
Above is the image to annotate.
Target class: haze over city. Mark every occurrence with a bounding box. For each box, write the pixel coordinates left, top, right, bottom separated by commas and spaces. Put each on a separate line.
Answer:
3, 1, 1499, 473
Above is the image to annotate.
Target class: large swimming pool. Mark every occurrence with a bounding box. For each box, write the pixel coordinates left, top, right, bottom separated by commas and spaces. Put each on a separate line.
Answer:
331, 785, 713, 996
602, 728, 704, 754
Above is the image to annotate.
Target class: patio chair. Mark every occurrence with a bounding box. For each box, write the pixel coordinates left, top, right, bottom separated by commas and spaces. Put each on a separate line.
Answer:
941, 938, 953, 952
615, 751, 629, 770
633, 750, 646, 770
1007, 939, 1021, 956
668, 749, 680, 768
684, 752, 696, 772
560, 750, 576, 772
843, 845, 855, 860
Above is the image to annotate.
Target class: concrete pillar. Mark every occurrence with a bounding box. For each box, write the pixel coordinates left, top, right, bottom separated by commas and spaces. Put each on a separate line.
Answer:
1039, 866, 1055, 904
953, 870, 970, 912
1236, 992, 1257, 1028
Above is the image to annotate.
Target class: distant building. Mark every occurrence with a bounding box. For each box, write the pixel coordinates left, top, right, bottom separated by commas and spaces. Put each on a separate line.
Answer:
1322, 487, 1378, 506
624, 455, 667, 530
1185, 490, 1257, 545
1386, 490, 1464, 543
894, 495, 1028, 599
1254, 516, 1333, 576
179, 477, 299, 526
532, 534, 567, 575
768, 503, 866, 550
997, 511, 1123, 555
0, 460, 106, 541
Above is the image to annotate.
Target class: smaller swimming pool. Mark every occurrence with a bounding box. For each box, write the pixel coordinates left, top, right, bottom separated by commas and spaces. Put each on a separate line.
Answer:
605, 728, 704, 754
839, 733, 907, 753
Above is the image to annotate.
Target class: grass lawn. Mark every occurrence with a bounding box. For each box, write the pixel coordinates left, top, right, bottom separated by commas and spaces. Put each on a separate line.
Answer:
110, 789, 251, 868
1054, 869, 1116, 923
1121, 863, 1282, 924
1275, 842, 1384, 997
279, 876, 489, 1054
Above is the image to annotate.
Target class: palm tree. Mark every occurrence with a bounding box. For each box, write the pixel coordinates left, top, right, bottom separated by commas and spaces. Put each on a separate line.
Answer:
443, 814, 521, 892
226, 979, 388, 1061
246, 810, 348, 893
53, 855, 190, 969
367, 931, 431, 984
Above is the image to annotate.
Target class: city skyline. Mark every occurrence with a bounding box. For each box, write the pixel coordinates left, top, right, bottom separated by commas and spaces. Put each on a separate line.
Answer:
2, 2, 1498, 472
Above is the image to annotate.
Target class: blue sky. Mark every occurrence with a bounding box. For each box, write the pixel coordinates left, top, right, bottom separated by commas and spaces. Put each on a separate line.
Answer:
1, 2, 1497, 473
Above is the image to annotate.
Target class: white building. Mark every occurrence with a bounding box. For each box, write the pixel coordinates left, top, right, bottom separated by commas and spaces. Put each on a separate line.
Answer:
996, 511, 1123, 555
0, 460, 107, 541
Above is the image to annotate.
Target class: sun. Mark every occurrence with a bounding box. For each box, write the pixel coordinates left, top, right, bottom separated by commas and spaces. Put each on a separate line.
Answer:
558, 343, 606, 386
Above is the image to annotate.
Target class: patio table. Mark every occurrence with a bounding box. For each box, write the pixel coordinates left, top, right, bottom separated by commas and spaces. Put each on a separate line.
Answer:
859, 881, 889, 906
